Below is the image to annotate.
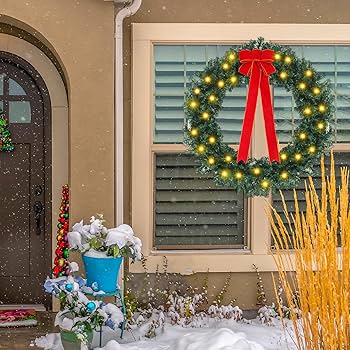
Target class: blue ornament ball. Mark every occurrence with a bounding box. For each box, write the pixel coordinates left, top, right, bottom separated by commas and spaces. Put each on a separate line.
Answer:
65, 283, 73, 292
86, 301, 96, 312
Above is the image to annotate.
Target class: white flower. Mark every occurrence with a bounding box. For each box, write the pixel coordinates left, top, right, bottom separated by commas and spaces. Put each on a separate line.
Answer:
82, 243, 90, 251
134, 236, 142, 246
68, 231, 82, 249
83, 224, 91, 232
72, 220, 84, 233
119, 224, 134, 239
105, 227, 130, 248
89, 217, 105, 235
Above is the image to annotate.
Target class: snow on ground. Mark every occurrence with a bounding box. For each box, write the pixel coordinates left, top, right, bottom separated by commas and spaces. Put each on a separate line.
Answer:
34, 318, 296, 350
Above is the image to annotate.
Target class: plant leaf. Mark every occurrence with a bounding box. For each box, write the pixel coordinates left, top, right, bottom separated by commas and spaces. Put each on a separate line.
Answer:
113, 245, 120, 257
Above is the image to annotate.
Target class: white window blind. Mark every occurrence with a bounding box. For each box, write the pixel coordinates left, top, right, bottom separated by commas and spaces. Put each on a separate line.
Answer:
154, 45, 247, 144
155, 153, 246, 249
274, 45, 350, 143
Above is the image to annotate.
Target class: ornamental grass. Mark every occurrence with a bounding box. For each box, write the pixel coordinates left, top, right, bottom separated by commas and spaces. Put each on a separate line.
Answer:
269, 153, 350, 350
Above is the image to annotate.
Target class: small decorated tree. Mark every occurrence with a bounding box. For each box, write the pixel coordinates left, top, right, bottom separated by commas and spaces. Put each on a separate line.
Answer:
0, 112, 14, 152
53, 185, 70, 277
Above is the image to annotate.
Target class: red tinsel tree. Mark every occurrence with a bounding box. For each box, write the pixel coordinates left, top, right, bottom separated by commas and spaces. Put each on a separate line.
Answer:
53, 184, 70, 277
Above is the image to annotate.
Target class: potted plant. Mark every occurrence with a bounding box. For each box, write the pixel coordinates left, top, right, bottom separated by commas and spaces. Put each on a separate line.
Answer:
44, 262, 124, 350
67, 215, 142, 293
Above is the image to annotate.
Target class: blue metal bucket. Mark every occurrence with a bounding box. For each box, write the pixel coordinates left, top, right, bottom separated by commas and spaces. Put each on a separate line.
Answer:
82, 255, 123, 293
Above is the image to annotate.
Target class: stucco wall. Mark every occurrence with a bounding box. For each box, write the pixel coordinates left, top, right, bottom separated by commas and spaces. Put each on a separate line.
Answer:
0, 0, 116, 225
122, 0, 350, 309
123, 0, 350, 223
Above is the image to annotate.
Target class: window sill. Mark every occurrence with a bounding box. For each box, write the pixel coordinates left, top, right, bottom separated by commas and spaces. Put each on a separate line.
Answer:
130, 251, 283, 274
150, 248, 252, 255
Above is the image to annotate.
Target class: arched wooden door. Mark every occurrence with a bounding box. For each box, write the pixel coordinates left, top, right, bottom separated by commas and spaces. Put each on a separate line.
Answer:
0, 52, 51, 307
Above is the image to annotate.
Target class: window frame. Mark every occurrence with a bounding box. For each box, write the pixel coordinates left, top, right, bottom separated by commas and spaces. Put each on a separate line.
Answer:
132, 23, 350, 274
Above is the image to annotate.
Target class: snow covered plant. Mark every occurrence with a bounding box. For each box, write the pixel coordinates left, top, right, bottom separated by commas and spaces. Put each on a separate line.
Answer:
68, 214, 142, 261
44, 262, 124, 344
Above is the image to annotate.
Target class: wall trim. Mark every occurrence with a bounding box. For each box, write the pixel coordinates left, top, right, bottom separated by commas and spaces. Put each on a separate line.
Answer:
0, 33, 69, 307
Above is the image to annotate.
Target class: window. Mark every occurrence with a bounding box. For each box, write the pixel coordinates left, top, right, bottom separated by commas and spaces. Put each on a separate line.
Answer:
132, 23, 350, 273
154, 45, 247, 249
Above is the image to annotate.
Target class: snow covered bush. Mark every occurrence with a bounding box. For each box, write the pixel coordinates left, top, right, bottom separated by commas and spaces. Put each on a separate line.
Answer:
44, 262, 124, 344
123, 261, 244, 338
68, 214, 142, 261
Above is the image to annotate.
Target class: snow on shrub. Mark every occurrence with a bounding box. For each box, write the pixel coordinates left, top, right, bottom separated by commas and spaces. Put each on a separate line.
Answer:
43, 262, 124, 344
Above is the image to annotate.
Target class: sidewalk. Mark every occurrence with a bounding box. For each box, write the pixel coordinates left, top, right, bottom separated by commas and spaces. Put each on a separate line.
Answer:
0, 312, 56, 350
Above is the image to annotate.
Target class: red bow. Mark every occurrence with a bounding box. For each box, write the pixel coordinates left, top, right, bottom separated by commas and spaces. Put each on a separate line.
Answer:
237, 49, 280, 163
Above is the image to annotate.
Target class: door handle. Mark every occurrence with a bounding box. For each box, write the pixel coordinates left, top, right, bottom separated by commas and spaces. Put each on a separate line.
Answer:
33, 201, 44, 235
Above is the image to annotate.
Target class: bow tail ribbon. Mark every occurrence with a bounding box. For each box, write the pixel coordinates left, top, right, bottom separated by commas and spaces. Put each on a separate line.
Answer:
260, 74, 280, 163
237, 63, 261, 163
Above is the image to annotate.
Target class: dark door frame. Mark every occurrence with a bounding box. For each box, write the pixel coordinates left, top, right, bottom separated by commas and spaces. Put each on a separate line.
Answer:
0, 51, 52, 309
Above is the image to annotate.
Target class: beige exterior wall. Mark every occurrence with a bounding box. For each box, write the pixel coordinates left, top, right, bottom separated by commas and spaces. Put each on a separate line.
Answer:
2, 0, 350, 309
0, 0, 116, 226
123, 0, 350, 225
123, 0, 350, 308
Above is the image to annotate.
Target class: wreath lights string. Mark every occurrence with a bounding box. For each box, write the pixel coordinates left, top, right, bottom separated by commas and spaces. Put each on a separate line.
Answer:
184, 38, 334, 196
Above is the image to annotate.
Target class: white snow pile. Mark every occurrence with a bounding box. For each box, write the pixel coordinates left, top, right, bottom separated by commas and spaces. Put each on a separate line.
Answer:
34, 333, 62, 350
34, 326, 273, 350
174, 328, 265, 350
35, 317, 295, 350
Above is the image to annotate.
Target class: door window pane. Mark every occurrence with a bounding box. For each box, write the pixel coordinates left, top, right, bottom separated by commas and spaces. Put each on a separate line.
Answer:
9, 101, 31, 123
0, 74, 4, 95
9, 79, 26, 96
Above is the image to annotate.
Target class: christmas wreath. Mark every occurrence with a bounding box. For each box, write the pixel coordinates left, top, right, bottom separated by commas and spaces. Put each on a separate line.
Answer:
184, 38, 334, 196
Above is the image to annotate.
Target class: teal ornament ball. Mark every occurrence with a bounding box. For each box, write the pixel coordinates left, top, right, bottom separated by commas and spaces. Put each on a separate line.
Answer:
65, 283, 73, 292
86, 301, 96, 312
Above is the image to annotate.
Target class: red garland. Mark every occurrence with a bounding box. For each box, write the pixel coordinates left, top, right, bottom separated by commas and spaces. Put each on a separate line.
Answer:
52, 184, 70, 277
237, 49, 280, 164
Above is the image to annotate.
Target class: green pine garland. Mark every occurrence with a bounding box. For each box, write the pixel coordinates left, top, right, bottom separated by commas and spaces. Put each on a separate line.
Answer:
0, 112, 14, 152
184, 38, 334, 196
